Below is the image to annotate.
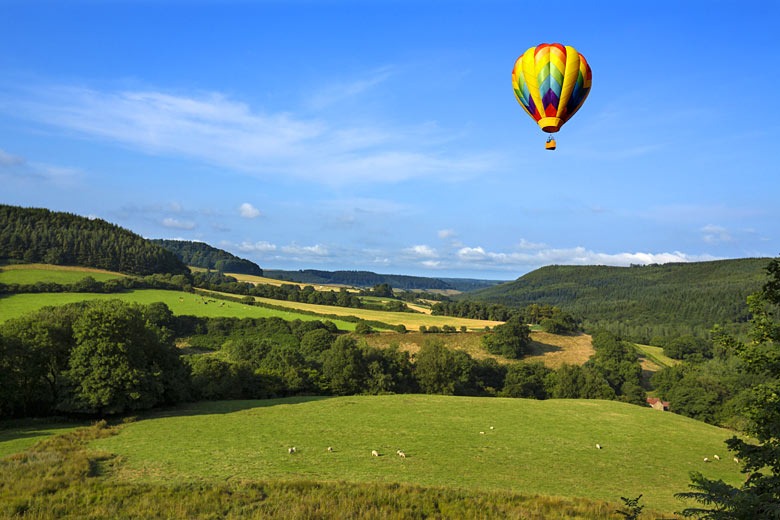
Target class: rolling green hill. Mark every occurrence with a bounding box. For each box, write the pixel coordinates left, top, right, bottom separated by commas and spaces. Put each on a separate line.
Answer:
463, 258, 773, 341
0, 290, 358, 330
84, 395, 741, 514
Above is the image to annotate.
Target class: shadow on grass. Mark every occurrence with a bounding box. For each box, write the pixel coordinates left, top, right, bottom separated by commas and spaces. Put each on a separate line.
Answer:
136, 396, 335, 421
527, 340, 563, 356
0, 418, 88, 450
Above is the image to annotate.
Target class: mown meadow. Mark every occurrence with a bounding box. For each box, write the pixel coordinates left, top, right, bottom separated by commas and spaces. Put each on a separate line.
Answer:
0, 395, 746, 517
95, 396, 742, 513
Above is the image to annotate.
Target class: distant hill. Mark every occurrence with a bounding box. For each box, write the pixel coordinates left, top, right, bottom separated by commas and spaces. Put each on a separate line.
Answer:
438, 277, 507, 292
0, 205, 188, 276
262, 269, 501, 292
462, 258, 774, 341
151, 239, 263, 276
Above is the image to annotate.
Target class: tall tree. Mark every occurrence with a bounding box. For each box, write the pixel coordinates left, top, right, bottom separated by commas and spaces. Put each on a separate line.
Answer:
60, 300, 187, 415
677, 257, 780, 518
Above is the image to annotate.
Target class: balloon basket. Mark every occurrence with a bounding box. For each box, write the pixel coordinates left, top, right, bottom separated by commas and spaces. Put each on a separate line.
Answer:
545, 138, 557, 150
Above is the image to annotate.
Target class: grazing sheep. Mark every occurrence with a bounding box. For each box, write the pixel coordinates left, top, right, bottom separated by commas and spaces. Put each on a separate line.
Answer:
713, 454, 721, 461
489, 426, 494, 430
734, 457, 740, 464
479, 431, 485, 435
704, 457, 710, 462
596, 444, 602, 450
288, 447, 296, 454
371, 450, 379, 457
327, 447, 333, 452
398, 450, 406, 459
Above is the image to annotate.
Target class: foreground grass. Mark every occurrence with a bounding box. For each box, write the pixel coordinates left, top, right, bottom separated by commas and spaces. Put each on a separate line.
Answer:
0, 419, 88, 459
1, 420, 628, 519
84, 396, 742, 514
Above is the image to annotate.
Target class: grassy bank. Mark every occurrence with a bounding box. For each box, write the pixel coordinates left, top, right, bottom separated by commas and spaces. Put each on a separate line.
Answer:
80, 395, 743, 514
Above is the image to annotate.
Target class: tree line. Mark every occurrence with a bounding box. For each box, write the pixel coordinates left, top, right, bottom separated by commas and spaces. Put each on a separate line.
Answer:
0, 205, 188, 276
0, 299, 642, 419
433, 300, 581, 334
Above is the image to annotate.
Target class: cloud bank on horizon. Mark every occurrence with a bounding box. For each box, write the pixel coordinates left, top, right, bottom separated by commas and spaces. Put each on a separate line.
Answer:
1, 1, 778, 279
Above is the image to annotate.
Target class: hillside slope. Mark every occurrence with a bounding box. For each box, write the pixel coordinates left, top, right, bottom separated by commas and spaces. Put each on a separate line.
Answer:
151, 239, 263, 276
463, 258, 772, 340
89, 395, 743, 513
0, 205, 188, 276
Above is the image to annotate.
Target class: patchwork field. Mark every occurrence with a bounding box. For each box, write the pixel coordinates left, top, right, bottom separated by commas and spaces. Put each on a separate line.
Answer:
0, 263, 125, 284
77, 395, 743, 514
0, 290, 358, 330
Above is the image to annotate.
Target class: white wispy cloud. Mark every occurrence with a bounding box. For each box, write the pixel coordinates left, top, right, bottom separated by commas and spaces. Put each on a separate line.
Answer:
405, 244, 438, 258
0, 147, 84, 184
239, 202, 261, 219
238, 240, 277, 253
448, 244, 717, 272
5, 83, 499, 184
161, 217, 196, 230
701, 224, 732, 244
438, 229, 456, 239
307, 66, 395, 110
0, 148, 24, 166
281, 244, 329, 256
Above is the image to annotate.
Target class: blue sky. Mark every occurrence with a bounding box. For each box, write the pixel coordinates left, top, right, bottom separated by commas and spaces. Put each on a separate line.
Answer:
2, 1, 779, 280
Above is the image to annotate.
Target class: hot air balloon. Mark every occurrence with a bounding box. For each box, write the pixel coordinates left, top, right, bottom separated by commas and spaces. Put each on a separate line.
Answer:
511, 43, 592, 150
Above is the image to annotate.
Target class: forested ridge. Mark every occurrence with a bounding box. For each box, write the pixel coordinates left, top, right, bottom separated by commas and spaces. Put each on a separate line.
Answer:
264, 269, 456, 290
0, 205, 188, 276
462, 259, 772, 341
151, 239, 263, 276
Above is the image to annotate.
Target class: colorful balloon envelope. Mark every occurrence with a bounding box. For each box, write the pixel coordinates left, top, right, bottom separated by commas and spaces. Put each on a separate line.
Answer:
512, 43, 592, 136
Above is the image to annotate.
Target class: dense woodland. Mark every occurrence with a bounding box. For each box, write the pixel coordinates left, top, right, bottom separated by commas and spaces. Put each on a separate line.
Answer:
151, 239, 263, 276
465, 259, 771, 341
0, 298, 646, 418
0, 205, 188, 276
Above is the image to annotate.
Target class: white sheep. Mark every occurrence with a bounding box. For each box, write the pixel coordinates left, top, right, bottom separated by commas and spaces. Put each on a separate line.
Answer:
479, 431, 485, 435
704, 457, 710, 462
713, 454, 720, 461
288, 447, 296, 454
327, 446, 333, 452
397, 450, 406, 459
371, 450, 379, 457
734, 457, 740, 464
596, 444, 602, 450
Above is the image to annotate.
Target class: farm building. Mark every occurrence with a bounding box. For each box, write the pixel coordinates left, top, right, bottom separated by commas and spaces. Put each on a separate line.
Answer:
646, 397, 670, 411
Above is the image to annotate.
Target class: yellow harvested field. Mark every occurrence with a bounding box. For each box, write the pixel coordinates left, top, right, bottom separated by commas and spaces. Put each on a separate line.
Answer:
221, 272, 358, 292
214, 292, 503, 331
362, 331, 595, 367
520, 332, 595, 368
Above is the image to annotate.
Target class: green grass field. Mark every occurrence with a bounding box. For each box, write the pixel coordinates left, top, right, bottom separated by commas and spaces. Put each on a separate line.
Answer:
0, 419, 88, 458
0, 290, 358, 330
85, 395, 743, 514
635, 343, 679, 369
0, 264, 124, 284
